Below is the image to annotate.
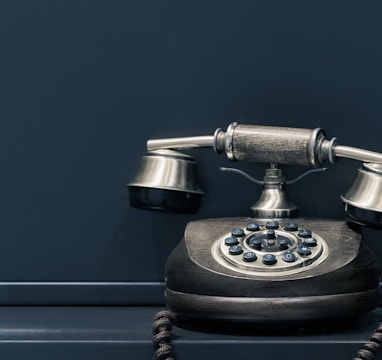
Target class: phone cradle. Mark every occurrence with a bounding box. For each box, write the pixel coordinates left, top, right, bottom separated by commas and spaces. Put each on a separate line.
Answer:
164, 217, 380, 326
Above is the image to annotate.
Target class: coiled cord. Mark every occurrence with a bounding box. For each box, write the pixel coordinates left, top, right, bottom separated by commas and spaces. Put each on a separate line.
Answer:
152, 310, 382, 360
152, 310, 177, 360
353, 323, 382, 360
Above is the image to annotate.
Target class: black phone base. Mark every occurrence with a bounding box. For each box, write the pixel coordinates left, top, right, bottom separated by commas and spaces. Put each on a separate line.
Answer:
164, 217, 380, 327
165, 288, 380, 328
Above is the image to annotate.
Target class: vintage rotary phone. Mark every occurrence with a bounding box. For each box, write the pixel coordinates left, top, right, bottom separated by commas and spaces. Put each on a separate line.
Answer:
128, 123, 382, 327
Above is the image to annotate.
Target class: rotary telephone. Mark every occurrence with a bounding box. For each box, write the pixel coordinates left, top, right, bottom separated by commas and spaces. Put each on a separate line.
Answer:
128, 123, 382, 330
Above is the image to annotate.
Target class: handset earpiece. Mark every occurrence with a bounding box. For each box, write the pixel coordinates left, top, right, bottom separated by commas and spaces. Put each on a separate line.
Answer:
342, 163, 382, 228
128, 149, 204, 214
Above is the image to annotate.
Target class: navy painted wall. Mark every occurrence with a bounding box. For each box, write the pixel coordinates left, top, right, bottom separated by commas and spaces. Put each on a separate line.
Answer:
0, 0, 381, 284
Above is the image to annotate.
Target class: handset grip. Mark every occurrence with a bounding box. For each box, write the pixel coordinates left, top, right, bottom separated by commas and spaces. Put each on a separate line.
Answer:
214, 123, 329, 167
146, 122, 382, 167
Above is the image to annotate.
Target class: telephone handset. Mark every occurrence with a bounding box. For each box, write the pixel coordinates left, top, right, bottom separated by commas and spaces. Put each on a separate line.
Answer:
128, 123, 382, 327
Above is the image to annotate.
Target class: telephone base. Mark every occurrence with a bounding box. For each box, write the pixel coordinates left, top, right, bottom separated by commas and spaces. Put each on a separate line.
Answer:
165, 288, 380, 325
164, 217, 381, 326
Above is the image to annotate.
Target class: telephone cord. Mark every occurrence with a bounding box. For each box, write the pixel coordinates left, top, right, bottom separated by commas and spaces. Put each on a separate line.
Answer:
152, 310, 177, 360
151, 310, 382, 360
353, 322, 382, 360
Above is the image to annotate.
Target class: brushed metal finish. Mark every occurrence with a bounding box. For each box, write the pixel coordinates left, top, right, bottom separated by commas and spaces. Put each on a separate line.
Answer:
147, 135, 215, 151
250, 188, 299, 218
128, 149, 203, 194
131, 123, 382, 219
342, 163, 382, 213
144, 123, 330, 167
143, 123, 382, 167
227, 124, 326, 166
250, 166, 299, 218
334, 145, 382, 164
223, 122, 237, 161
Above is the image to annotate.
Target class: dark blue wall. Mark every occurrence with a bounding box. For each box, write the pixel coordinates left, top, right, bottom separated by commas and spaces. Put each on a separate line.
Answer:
0, 0, 381, 287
